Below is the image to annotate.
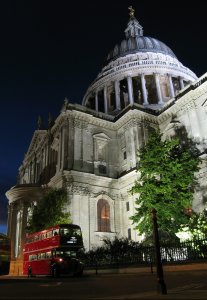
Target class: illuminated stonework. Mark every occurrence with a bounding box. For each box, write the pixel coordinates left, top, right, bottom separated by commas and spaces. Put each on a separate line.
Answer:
6, 11, 207, 275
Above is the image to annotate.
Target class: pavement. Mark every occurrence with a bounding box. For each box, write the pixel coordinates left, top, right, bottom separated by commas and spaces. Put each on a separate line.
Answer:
1, 262, 207, 299
88, 263, 207, 299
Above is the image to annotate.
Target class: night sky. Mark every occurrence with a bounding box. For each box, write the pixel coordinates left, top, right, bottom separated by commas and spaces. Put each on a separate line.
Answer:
0, 0, 206, 234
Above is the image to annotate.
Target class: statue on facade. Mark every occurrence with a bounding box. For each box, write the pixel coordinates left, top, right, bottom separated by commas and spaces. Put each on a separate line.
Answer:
128, 6, 135, 18
61, 97, 69, 112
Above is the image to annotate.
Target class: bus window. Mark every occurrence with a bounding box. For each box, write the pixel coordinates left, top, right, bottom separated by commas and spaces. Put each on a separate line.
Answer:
60, 228, 81, 237
53, 229, 59, 236
46, 231, 52, 238
34, 235, 39, 242
55, 249, 77, 258
59, 228, 71, 236
40, 253, 46, 259
55, 250, 63, 257
66, 251, 77, 258
46, 251, 52, 258
42, 233, 46, 240
29, 254, 37, 261
73, 229, 81, 236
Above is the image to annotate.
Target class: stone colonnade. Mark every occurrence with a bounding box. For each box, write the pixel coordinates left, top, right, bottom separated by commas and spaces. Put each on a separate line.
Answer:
6, 185, 43, 275
87, 73, 186, 113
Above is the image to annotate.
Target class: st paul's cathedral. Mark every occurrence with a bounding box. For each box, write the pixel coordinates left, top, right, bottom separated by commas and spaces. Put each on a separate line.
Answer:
6, 8, 207, 275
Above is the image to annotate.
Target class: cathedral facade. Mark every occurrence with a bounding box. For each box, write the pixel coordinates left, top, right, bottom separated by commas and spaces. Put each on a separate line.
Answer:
6, 10, 207, 275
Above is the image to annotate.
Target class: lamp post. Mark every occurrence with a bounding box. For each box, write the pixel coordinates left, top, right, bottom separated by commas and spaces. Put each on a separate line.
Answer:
151, 208, 167, 294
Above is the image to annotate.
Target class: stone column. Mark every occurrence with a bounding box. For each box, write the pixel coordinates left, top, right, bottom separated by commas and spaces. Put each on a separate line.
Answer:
7, 204, 12, 237
33, 155, 38, 183
57, 128, 62, 171
19, 202, 29, 261
168, 75, 175, 98
61, 125, 65, 170
95, 92, 99, 112
179, 77, 184, 90
68, 118, 74, 170
45, 144, 48, 169
9, 203, 18, 274
104, 86, 108, 114
127, 76, 134, 105
28, 164, 31, 183
15, 207, 23, 259
155, 73, 163, 104
115, 80, 121, 110
62, 121, 69, 170
141, 74, 149, 104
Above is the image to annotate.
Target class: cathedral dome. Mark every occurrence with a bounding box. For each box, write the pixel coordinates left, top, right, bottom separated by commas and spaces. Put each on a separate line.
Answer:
83, 7, 197, 114
105, 35, 177, 66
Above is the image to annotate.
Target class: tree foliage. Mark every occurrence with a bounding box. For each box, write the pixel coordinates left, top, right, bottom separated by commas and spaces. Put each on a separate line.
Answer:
130, 130, 201, 238
27, 188, 70, 233
180, 209, 207, 239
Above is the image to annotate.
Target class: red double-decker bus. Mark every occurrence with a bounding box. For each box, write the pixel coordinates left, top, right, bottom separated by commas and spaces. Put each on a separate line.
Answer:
23, 224, 84, 277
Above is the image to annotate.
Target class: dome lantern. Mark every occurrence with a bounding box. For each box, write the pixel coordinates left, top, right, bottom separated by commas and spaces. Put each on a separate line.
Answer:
125, 6, 143, 38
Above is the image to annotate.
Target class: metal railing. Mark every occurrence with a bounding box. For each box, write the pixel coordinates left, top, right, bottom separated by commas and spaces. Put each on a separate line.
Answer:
80, 238, 207, 270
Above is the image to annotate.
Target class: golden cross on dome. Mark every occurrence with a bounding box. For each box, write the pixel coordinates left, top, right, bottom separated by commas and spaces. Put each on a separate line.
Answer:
128, 6, 135, 18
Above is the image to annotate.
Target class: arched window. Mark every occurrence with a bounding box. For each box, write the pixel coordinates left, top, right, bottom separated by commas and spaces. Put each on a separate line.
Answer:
97, 199, 110, 232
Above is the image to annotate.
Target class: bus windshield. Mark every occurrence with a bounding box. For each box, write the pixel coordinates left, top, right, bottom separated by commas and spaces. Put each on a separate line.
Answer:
59, 227, 81, 237
54, 249, 78, 258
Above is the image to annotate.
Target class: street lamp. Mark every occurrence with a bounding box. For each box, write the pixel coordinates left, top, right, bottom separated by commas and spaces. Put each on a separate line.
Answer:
151, 208, 167, 294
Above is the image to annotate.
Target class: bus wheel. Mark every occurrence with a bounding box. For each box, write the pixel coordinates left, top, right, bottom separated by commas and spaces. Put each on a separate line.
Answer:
52, 267, 59, 278
27, 267, 32, 278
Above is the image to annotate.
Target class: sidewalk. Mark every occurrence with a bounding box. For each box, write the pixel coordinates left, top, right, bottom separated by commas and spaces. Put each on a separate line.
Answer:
84, 261, 207, 275
86, 262, 207, 299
